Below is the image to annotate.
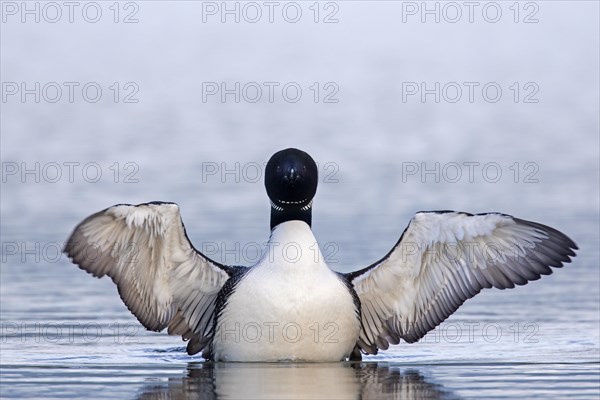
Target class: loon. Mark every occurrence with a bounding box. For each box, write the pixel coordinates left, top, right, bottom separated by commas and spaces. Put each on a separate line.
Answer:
64, 148, 577, 361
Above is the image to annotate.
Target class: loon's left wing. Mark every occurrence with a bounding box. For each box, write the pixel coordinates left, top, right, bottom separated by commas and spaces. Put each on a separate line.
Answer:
345, 211, 577, 355
64, 202, 237, 355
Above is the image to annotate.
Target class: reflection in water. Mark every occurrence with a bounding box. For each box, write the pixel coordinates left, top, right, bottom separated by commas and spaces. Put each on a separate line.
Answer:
137, 362, 459, 400
356, 364, 458, 400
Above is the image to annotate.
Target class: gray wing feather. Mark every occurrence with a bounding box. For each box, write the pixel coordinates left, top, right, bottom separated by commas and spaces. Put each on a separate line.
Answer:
349, 211, 577, 354
64, 202, 232, 354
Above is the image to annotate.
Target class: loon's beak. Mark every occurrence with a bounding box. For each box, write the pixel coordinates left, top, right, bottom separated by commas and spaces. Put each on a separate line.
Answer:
283, 167, 300, 186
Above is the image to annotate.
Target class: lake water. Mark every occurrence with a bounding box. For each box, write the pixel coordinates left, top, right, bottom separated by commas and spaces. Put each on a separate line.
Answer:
1, 1, 599, 398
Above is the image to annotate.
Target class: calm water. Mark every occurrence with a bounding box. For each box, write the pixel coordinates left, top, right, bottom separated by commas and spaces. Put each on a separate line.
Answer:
1, 2, 599, 398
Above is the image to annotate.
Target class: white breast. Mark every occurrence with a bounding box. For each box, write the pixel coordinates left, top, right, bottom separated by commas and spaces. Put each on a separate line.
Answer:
212, 221, 360, 362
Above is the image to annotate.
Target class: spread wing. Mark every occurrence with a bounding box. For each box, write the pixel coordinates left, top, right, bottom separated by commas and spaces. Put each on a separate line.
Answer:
64, 201, 236, 354
346, 211, 577, 355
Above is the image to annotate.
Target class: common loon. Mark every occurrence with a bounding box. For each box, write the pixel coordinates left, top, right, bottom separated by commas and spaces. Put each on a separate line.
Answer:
64, 148, 577, 361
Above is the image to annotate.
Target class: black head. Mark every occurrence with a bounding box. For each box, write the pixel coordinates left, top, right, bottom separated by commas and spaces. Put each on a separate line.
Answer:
265, 148, 318, 228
